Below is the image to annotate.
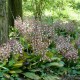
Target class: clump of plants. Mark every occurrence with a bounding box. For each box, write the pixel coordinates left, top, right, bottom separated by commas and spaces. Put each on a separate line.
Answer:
14, 17, 55, 59
0, 18, 80, 80
0, 39, 23, 61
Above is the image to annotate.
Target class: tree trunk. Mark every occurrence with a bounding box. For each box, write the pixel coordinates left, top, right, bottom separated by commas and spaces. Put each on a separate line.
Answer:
33, 0, 44, 21
0, 0, 8, 44
8, 0, 22, 27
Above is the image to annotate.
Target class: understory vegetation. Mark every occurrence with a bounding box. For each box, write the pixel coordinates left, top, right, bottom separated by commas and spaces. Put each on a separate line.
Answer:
0, 0, 80, 80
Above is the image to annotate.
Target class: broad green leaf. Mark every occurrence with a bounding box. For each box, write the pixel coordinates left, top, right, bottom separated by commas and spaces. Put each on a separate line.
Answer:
51, 57, 61, 61
23, 72, 40, 80
46, 61, 64, 68
0, 72, 4, 77
30, 68, 42, 72
76, 64, 80, 69
13, 62, 23, 68
72, 70, 78, 75
3, 73, 10, 79
1, 78, 6, 80
43, 75, 61, 80
9, 69, 22, 74
0, 66, 9, 72
77, 71, 80, 75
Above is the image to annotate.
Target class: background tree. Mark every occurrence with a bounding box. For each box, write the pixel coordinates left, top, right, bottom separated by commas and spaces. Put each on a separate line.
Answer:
0, 0, 8, 44
33, 0, 44, 20
8, 0, 22, 26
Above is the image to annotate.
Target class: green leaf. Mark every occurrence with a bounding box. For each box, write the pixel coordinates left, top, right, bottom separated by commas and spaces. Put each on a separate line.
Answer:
76, 64, 80, 69
12, 54, 20, 61
3, 73, 10, 79
43, 75, 61, 80
46, 61, 64, 68
1, 78, 6, 80
0, 66, 9, 72
0, 61, 7, 67
30, 68, 42, 72
46, 51, 53, 58
77, 71, 80, 75
8, 58, 15, 67
23, 72, 40, 80
72, 70, 78, 75
0, 72, 4, 77
10, 77, 14, 80
13, 61, 23, 68
51, 57, 61, 61
9, 69, 22, 74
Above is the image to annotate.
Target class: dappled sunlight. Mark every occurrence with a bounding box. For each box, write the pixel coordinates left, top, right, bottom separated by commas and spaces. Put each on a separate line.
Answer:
1, 0, 80, 79
44, 10, 53, 16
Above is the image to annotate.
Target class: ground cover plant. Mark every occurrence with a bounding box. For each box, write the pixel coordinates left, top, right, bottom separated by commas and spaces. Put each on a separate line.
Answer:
0, 18, 80, 80
0, 0, 80, 80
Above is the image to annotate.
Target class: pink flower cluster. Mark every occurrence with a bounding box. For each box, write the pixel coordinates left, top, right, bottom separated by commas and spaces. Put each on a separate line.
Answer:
0, 39, 23, 61
14, 17, 54, 57
53, 20, 76, 33
55, 36, 78, 60
14, 17, 78, 60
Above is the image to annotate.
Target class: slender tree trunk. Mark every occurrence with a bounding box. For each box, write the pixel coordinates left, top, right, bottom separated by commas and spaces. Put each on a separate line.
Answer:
0, 0, 8, 44
33, 0, 44, 21
8, 0, 22, 27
